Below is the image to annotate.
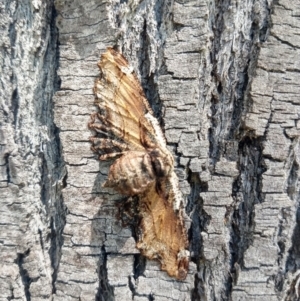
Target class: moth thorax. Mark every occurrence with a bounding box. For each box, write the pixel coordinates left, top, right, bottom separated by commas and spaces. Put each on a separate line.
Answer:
149, 148, 174, 178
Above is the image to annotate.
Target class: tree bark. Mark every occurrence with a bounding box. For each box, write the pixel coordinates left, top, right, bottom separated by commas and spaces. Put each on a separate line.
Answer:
1, 0, 299, 300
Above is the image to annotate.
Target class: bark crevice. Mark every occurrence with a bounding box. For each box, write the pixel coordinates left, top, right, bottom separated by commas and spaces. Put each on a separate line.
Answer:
96, 246, 115, 301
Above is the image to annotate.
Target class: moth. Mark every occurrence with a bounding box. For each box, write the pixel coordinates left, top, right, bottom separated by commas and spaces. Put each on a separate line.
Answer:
89, 47, 189, 280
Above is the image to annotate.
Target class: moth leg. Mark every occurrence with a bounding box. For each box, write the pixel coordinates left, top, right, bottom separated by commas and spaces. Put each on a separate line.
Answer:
94, 101, 107, 112
90, 137, 129, 152
89, 114, 126, 141
99, 152, 125, 161
90, 142, 124, 160
89, 111, 110, 128
89, 122, 110, 135
96, 112, 109, 126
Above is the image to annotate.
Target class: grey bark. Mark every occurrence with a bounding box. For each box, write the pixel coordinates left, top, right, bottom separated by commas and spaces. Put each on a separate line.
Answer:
0, 0, 299, 300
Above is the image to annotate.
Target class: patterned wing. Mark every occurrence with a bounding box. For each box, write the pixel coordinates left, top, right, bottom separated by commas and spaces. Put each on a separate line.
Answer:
137, 175, 189, 280
90, 47, 155, 153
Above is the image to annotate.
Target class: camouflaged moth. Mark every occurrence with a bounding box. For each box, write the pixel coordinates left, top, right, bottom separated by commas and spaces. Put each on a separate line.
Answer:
89, 47, 189, 280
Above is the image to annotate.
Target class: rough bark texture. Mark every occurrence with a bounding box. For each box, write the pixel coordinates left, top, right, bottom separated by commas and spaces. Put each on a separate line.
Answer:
0, 0, 299, 300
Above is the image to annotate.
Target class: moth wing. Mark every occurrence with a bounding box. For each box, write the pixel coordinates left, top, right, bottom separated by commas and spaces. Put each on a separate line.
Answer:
136, 182, 189, 280
93, 47, 155, 151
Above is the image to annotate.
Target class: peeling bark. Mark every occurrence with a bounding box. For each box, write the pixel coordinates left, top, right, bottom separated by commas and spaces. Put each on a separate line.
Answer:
0, 0, 299, 300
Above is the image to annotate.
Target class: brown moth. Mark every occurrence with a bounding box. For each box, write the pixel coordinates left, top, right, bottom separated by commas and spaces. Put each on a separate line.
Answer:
89, 47, 189, 280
